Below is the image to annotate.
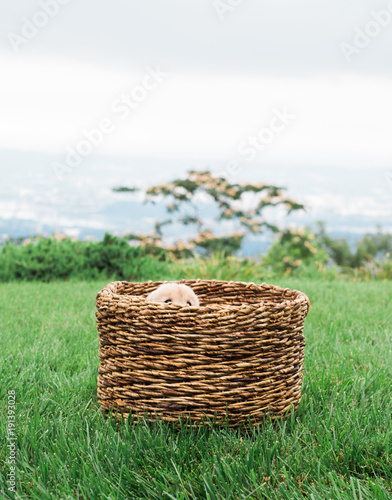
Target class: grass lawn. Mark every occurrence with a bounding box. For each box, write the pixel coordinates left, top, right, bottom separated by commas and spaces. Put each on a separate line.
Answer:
0, 278, 391, 499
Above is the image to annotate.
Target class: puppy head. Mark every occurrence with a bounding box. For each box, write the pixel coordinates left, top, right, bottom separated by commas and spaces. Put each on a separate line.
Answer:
146, 283, 199, 307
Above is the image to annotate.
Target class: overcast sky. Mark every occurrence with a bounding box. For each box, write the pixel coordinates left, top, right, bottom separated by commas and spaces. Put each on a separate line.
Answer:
0, 0, 391, 168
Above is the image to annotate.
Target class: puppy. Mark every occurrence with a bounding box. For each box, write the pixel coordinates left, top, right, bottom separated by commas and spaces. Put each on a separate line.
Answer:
146, 283, 199, 307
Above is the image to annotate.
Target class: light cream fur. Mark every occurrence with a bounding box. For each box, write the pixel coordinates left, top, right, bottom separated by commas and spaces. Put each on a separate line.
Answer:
146, 283, 199, 307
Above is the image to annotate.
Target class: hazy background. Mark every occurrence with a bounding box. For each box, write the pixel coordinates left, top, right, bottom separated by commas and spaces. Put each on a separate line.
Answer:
1, 0, 391, 253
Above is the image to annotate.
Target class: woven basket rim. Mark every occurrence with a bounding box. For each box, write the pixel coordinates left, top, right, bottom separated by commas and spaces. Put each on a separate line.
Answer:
96, 279, 310, 314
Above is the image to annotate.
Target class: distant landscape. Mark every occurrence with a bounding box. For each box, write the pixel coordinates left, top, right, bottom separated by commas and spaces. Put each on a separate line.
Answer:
1, 150, 391, 255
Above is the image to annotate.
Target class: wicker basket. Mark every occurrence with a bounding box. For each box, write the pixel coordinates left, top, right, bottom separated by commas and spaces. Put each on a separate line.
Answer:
96, 279, 310, 426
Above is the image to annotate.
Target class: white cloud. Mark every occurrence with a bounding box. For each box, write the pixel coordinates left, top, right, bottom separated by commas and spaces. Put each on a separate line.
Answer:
304, 193, 392, 218
0, 54, 391, 169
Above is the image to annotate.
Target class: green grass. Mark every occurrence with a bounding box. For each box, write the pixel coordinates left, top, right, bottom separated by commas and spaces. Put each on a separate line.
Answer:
0, 277, 391, 499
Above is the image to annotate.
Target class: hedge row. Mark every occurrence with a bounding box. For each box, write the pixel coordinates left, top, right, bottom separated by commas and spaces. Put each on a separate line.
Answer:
0, 234, 171, 282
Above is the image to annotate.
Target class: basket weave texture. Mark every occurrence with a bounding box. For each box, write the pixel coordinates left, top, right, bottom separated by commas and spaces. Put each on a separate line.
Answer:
96, 280, 310, 426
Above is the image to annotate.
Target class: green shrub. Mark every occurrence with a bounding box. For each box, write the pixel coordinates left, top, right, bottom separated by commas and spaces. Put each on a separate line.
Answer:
168, 252, 269, 282
0, 233, 170, 282
264, 227, 328, 275
1, 231, 391, 283
349, 253, 392, 281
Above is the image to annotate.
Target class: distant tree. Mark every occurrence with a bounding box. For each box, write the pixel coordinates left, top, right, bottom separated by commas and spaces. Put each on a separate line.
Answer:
314, 221, 357, 267
112, 187, 139, 193
355, 226, 392, 263
314, 222, 392, 268
114, 169, 305, 256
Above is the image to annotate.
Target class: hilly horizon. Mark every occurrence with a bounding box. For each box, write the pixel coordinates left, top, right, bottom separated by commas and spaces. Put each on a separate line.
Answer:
1, 149, 391, 255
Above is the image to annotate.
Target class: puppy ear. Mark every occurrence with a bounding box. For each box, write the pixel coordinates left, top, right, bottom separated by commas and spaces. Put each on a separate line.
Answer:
146, 289, 158, 301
